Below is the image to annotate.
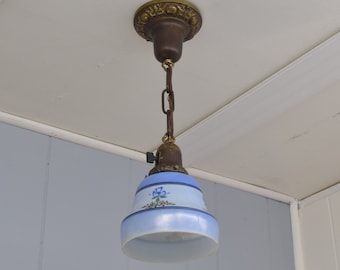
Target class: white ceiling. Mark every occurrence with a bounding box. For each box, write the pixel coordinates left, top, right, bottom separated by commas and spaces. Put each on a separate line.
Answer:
1, 0, 340, 199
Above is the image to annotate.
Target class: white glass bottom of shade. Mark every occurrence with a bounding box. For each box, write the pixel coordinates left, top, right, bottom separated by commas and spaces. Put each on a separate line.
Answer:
121, 207, 219, 263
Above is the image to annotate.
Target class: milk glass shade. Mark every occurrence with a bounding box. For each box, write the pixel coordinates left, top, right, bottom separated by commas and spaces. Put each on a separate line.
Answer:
120, 171, 219, 263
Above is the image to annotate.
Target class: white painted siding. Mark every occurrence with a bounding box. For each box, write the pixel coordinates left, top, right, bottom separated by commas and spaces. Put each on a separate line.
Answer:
0, 123, 50, 270
299, 184, 340, 270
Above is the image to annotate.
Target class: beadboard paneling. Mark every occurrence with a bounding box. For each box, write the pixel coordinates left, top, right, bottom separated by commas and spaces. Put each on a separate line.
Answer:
300, 185, 340, 270
329, 190, 340, 266
0, 123, 50, 270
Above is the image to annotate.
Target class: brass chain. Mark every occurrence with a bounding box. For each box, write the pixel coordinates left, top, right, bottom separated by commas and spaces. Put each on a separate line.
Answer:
161, 59, 175, 143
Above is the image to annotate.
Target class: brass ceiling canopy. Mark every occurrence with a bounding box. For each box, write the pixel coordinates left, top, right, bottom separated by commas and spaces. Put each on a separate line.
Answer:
134, 0, 202, 63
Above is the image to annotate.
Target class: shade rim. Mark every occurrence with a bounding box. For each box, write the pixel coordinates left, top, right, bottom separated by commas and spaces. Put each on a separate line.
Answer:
121, 207, 219, 262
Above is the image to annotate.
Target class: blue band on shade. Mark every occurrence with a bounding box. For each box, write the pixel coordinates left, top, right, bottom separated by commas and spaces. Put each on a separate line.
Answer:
122, 206, 216, 223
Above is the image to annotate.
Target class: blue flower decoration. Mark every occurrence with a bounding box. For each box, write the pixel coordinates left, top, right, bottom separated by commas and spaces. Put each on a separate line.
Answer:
152, 186, 168, 198
142, 186, 175, 209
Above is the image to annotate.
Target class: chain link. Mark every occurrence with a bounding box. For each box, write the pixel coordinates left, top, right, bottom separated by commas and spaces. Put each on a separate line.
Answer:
161, 59, 175, 143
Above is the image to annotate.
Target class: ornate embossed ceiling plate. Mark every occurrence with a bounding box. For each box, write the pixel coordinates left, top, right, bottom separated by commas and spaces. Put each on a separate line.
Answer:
133, 0, 202, 62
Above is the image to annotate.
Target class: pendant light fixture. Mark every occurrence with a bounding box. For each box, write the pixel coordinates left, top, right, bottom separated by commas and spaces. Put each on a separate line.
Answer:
120, 0, 219, 263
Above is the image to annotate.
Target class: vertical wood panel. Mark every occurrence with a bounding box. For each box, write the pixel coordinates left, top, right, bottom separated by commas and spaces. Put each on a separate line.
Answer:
299, 199, 338, 270
0, 123, 50, 270
216, 186, 271, 270
329, 191, 340, 267
42, 138, 130, 270
267, 199, 295, 270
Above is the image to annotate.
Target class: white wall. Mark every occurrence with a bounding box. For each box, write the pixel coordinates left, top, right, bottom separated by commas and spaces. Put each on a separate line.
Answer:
0, 122, 295, 270
299, 184, 340, 270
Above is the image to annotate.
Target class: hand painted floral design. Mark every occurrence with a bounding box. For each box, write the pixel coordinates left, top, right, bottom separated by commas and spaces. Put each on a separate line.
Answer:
152, 187, 168, 198
142, 186, 175, 209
